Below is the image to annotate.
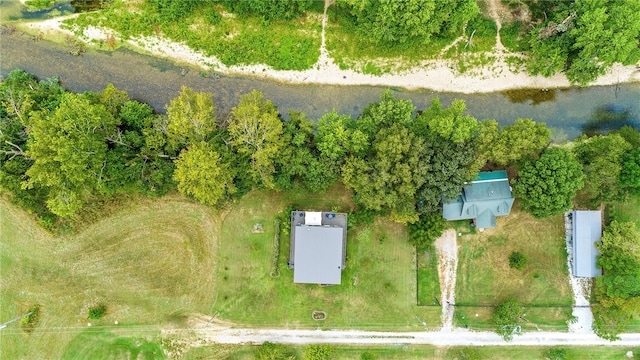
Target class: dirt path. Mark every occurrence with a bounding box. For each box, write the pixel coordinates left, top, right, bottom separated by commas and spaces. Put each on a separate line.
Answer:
486, 0, 506, 51
435, 229, 458, 331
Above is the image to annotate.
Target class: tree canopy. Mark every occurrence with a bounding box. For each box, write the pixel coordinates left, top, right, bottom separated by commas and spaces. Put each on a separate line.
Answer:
166, 86, 217, 150
493, 299, 524, 341
173, 142, 236, 206
25, 93, 119, 216
228, 90, 284, 189
336, 0, 478, 45
513, 147, 584, 218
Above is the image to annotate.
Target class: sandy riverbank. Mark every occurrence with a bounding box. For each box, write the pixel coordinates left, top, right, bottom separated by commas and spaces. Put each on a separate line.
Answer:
18, 14, 640, 94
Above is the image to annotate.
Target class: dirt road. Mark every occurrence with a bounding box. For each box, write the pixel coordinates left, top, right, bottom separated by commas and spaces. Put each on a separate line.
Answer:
195, 327, 640, 346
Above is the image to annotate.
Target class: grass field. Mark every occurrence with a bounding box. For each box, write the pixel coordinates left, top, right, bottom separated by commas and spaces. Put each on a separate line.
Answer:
454, 202, 573, 331
183, 343, 640, 360
0, 195, 219, 359
212, 184, 440, 330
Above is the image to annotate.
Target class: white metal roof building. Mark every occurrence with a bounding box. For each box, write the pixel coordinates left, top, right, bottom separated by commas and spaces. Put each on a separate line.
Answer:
571, 210, 603, 278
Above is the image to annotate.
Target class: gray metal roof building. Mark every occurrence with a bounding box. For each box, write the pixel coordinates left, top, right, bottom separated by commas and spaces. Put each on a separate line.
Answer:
442, 171, 515, 229
571, 210, 603, 278
289, 211, 347, 285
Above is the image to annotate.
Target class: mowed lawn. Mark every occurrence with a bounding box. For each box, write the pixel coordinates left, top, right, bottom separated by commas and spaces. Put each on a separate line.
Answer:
0, 195, 219, 359
454, 202, 573, 331
213, 184, 440, 330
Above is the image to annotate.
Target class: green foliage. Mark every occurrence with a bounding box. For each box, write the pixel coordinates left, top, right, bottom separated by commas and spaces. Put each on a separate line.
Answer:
20, 304, 41, 334
447, 346, 480, 360
478, 118, 550, 166
336, 0, 478, 45
508, 251, 528, 270
304, 344, 334, 360
493, 299, 524, 341
408, 214, 444, 250
88, 303, 108, 320
25, 93, 119, 216
573, 134, 632, 204
597, 221, 640, 299
229, 90, 284, 189
544, 347, 568, 360
166, 86, 217, 151
224, 0, 314, 20
620, 147, 640, 193
526, 0, 640, 85
255, 341, 295, 360
360, 351, 376, 360
342, 124, 426, 223
316, 111, 367, 163
513, 147, 584, 218
173, 142, 236, 206
418, 98, 478, 144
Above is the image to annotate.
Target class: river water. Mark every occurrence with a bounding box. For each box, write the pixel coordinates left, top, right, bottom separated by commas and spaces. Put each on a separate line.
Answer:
1, 31, 639, 139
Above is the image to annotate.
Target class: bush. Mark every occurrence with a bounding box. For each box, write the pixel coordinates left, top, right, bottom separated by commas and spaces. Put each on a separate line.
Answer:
493, 299, 524, 341
304, 344, 334, 360
544, 347, 568, 360
447, 346, 481, 360
508, 251, 528, 270
255, 341, 296, 360
20, 304, 41, 333
360, 352, 376, 360
88, 303, 107, 320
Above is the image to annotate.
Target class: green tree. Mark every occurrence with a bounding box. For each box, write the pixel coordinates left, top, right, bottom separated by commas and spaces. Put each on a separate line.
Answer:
228, 90, 284, 189
315, 111, 368, 163
513, 147, 584, 218
408, 213, 444, 249
573, 134, 632, 204
356, 90, 415, 139
419, 98, 478, 143
24, 93, 118, 216
342, 124, 427, 223
493, 299, 524, 341
304, 344, 334, 360
597, 221, 640, 299
337, 0, 478, 45
481, 118, 550, 166
224, 0, 313, 20
173, 142, 235, 206
166, 86, 217, 150
619, 147, 640, 194
99, 83, 129, 116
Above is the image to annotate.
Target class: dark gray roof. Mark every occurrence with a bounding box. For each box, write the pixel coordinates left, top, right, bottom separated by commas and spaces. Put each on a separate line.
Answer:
572, 210, 603, 277
442, 171, 514, 228
293, 225, 344, 284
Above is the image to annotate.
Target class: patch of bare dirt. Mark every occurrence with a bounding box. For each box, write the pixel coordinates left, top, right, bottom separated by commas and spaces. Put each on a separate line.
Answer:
435, 229, 458, 331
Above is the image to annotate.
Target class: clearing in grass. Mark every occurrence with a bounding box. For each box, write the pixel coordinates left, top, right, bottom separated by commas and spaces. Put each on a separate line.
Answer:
454, 201, 573, 331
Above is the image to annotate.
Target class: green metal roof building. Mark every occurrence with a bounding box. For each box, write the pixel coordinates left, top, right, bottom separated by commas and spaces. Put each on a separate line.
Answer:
442, 170, 515, 229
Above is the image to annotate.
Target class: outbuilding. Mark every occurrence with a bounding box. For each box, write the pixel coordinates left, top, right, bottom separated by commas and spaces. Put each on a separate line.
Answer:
570, 210, 603, 278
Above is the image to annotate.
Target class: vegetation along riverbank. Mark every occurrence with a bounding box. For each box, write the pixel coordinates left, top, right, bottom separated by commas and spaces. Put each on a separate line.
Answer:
7, 0, 640, 93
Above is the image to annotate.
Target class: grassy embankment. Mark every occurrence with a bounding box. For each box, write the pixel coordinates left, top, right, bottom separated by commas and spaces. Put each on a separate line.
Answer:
65, 0, 323, 71
183, 343, 640, 360
454, 201, 574, 331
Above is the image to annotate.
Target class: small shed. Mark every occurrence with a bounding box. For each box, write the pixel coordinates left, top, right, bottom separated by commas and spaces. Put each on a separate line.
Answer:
442, 171, 515, 229
289, 211, 347, 285
571, 210, 603, 278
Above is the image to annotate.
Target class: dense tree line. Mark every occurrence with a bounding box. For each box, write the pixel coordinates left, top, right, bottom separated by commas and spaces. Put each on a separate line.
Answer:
516, 0, 640, 84
1, 69, 559, 229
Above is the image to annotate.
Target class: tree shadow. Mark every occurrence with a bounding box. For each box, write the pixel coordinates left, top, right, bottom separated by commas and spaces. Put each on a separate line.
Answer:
582, 104, 639, 137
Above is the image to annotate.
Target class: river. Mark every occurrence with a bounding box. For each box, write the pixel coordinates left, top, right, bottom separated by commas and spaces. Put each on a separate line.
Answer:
1, 31, 639, 139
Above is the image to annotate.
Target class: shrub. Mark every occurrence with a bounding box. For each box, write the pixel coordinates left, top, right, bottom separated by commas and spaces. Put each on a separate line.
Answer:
88, 303, 107, 320
544, 347, 568, 360
447, 347, 481, 360
508, 251, 528, 270
361, 352, 376, 360
20, 304, 41, 333
255, 341, 296, 360
408, 214, 444, 250
304, 344, 334, 360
